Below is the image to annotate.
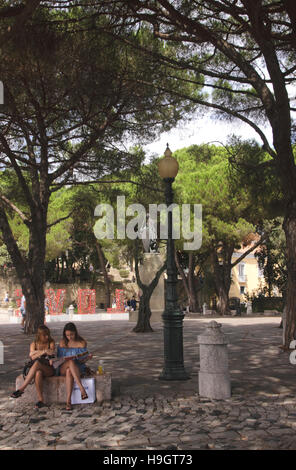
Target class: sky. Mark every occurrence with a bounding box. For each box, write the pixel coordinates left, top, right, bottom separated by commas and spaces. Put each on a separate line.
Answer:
144, 114, 273, 157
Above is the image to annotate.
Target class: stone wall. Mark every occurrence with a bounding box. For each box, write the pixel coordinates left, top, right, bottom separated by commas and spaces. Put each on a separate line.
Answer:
0, 272, 19, 303
0, 255, 167, 310
0, 274, 139, 310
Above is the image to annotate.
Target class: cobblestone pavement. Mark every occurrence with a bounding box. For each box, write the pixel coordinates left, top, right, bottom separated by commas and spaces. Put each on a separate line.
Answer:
1, 314, 296, 450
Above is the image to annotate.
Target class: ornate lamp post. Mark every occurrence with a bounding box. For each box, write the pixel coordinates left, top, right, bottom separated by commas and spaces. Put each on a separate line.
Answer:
158, 144, 190, 381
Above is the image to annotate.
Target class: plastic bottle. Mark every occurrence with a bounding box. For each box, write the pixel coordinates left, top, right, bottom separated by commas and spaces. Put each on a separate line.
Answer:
97, 360, 104, 375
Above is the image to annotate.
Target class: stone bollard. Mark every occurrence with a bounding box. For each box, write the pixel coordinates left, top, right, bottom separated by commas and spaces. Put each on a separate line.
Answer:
68, 304, 74, 319
197, 321, 231, 399
246, 301, 252, 315
203, 303, 207, 316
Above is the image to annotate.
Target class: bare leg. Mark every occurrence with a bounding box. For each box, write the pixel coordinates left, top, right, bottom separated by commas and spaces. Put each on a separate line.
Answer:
68, 360, 87, 396
65, 368, 74, 406
35, 369, 44, 402
60, 360, 86, 395
60, 360, 87, 401
19, 361, 54, 392
19, 361, 39, 391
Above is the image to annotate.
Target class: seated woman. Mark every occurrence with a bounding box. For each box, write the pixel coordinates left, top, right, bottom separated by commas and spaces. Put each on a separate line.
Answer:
56, 322, 89, 411
10, 325, 55, 408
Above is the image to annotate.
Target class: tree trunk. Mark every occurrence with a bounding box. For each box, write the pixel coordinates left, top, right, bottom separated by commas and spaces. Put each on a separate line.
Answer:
0, 205, 47, 333
90, 271, 97, 290
71, 262, 76, 282
22, 277, 45, 333
175, 251, 199, 312
133, 249, 166, 333
175, 250, 191, 306
60, 255, 64, 280
24, 210, 47, 333
133, 290, 154, 333
55, 257, 60, 282
95, 240, 111, 309
213, 246, 233, 316
283, 204, 296, 347
187, 253, 199, 312
216, 283, 230, 316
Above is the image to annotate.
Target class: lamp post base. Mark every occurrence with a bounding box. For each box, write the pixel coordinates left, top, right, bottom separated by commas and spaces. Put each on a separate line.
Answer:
159, 367, 190, 381
159, 309, 191, 381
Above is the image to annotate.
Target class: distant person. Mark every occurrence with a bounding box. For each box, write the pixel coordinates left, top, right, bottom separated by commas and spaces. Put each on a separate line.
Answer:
44, 296, 49, 316
182, 305, 189, 314
130, 296, 137, 311
20, 294, 26, 331
124, 299, 131, 312
4, 292, 9, 304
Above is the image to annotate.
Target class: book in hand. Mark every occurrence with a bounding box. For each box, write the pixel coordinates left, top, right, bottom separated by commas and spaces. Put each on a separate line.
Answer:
50, 350, 92, 369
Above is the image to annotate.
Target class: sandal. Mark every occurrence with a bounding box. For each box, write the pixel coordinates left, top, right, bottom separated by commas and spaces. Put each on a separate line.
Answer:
10, 390, 24, 399
35, 401, 47, 409
65, 402, 73, 411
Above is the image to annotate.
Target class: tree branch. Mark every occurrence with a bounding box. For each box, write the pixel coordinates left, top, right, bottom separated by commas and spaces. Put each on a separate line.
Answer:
231, 234, 267, 268
0, 194, 31, 226
0, 205, 30, 281
50, 178, 164, 194
0, 0, 41, 48
134, 77, 277, 158
46, 210, 75, 229
0, 133, 36, 209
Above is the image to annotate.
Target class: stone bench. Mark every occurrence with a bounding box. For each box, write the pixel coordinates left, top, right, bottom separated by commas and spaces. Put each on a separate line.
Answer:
263, 310, 280, 316
15, 372, 112, 405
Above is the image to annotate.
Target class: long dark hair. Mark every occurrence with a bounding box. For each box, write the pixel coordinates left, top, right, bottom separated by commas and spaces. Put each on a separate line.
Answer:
63, 322, 85, 345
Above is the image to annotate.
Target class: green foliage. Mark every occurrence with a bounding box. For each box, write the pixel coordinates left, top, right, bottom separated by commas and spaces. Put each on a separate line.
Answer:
227, 137, 284, 217
0, 242, 10, 266
255, 218, 287, 298
119, 269, 129, 279
173, 143, 258, 250
46, 189, 74, 261
0, 176, 74, 262
249, 295, 284, 314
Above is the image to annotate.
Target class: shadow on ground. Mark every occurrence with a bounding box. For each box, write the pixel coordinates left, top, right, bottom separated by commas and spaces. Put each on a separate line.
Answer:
0, 317, 293, 399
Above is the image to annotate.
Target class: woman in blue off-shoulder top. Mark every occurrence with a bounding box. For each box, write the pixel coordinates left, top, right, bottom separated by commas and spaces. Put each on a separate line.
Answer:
57, 322, 89, 411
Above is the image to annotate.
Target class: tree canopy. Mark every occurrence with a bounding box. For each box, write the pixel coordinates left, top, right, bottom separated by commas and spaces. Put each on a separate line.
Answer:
0, 7, 197, 333
173, 142, 267, 313
2, 1, 296, 343
89, 0, 296, 345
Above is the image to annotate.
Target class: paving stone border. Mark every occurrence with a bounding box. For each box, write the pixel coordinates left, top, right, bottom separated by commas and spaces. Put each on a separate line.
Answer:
1, 394, 296, 450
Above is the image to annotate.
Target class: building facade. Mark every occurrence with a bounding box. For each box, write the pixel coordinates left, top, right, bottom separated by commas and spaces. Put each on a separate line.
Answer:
229, 251, 265, 302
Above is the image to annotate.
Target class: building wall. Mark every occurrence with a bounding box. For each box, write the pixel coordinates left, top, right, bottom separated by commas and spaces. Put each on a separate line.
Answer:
229, 252, 264, 301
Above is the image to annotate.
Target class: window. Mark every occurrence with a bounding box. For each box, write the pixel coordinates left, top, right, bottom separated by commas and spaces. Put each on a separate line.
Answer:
240, 286, 245, 295
238, 263, 246, 282
238, 263, 245, 276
